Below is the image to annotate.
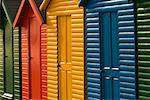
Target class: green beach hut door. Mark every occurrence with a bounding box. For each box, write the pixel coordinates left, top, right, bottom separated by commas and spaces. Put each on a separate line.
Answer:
0, 0, 4, 96
4, 21, 13, 95
1, 9, 13, 99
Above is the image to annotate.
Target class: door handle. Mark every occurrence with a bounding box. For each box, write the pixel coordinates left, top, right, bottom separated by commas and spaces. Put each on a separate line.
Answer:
113, 77, 119, 80
105, 76, 111, 80
104, 66, 110, 70
112, 68, 119, 71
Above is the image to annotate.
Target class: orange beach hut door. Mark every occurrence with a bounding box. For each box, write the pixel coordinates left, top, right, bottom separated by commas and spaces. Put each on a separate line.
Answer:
13, 0, 45, 99
58, 16, 72, 100
21, 14, 41, 100
29, 16, 41, 99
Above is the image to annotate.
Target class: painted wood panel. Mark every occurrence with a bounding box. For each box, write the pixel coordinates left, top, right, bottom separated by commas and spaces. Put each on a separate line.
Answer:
46, 0, 84, 99
41, 24, 47, 100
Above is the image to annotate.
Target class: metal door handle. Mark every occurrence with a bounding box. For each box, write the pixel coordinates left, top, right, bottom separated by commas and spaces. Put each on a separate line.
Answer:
105, 77, 110, 80
112, 68, 119, 71
113, 77, 119, 80
104, 66, 110, 70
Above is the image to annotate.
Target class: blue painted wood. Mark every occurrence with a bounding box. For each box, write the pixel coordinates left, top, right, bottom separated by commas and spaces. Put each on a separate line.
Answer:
83, 0, 136, 99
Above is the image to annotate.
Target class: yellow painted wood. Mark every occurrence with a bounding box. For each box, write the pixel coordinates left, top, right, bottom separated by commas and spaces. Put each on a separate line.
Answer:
46, 0, 84, 99
58, 16, 72, 100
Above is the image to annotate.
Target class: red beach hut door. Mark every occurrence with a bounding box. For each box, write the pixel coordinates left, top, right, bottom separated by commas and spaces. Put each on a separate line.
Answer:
29, 15, 41, 100
21, 9, 41, 100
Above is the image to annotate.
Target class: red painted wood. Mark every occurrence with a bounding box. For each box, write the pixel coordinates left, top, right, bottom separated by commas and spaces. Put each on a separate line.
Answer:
21, 4, 42, 100
13, 0, 43, 28
41, 24, 47, 100
29, 15, 41, 100
21, 16, 30, 100
13, 0, 46, 99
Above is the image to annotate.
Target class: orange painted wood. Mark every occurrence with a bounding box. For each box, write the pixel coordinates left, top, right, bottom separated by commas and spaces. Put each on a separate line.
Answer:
18, 2, 43, 100
29, 14, 41, 100
41, 24, 47, 100
13, 0, 46, 99
21, 15, 30, 100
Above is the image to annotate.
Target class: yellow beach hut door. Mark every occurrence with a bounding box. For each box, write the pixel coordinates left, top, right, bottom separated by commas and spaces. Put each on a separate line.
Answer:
58, 16, 72, 100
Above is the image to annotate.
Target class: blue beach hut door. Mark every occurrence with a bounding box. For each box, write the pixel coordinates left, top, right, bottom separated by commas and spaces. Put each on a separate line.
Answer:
100, 12, 119, 99
84, 0, 136, 100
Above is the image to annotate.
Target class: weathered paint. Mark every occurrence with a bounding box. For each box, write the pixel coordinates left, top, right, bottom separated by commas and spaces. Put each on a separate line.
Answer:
137, 0, 150, 99
40, 0, 84, 99
80, 0, 136, 99
13, 0, 46, 99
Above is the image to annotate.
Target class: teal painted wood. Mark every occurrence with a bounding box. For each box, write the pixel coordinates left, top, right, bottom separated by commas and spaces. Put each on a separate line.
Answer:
100, 12, 119, 99
13, 27, 21, 100
80, 0, 136, 99
4, 21, 13, 94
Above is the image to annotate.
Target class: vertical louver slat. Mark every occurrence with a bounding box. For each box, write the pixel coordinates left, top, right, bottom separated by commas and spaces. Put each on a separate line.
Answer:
86, 12, 101, 100
118, 4, 136, 99
137, 1, 150, 99
72, 12, 84, 100
41, 24, 47, 99
0, 29, 4, 95
13, 27, 21, 100
21, 22, 30, 100
47, 15, 58, 99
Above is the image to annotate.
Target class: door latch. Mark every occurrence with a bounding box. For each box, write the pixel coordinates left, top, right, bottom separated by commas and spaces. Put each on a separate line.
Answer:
104, 66, 110, 70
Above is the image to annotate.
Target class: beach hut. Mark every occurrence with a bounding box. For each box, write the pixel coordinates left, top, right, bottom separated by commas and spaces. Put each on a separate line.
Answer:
80, 0, 137, 99
13, 0, 47, 99
40, 0, 85, 99
0, 0, 21, 99
136, 0, 150, 99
